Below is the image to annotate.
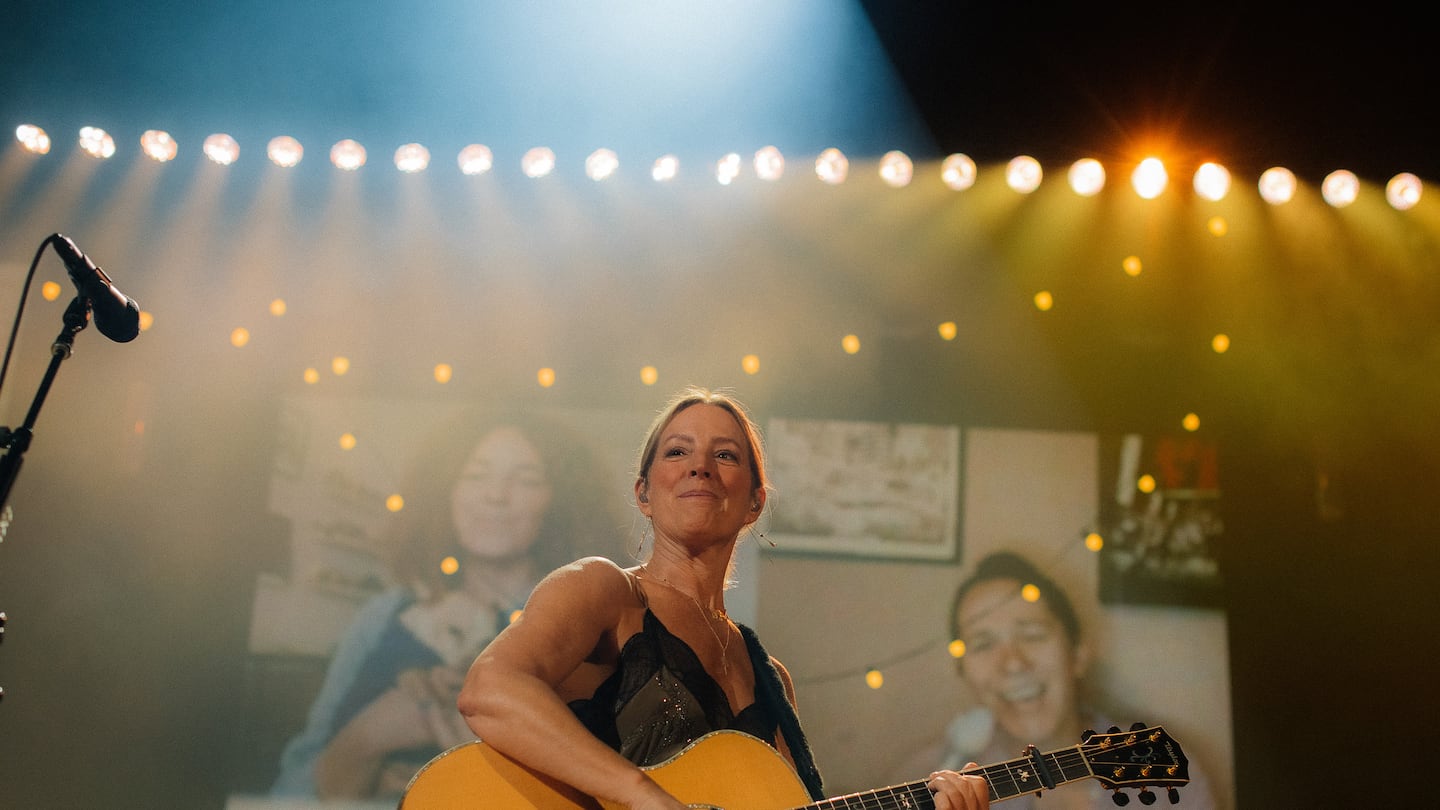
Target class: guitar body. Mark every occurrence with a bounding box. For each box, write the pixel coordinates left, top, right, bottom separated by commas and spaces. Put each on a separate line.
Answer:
399, 730, 813, 810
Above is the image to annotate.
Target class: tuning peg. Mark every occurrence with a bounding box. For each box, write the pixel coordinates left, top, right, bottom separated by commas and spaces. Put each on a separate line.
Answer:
1110, 790, 1131, 806
1107, 726, 1122, 734
1081, 728, 1096, 741
1167, 788, 1180, 805
1138, 788, 1157, 806
1130, 721, 1148, 731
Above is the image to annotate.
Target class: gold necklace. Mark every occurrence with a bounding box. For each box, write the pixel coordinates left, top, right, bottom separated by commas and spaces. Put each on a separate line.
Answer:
638, 566, 734, 674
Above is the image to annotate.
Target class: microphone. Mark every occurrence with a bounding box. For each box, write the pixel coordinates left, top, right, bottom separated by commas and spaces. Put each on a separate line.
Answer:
51, 234, 141, 342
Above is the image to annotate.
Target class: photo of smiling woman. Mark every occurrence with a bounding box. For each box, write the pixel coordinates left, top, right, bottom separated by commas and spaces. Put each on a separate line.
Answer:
897, 551, 1218, 810
270, 405, 617, 801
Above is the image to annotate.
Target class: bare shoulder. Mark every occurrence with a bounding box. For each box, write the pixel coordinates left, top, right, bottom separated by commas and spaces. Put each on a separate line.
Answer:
531, 556, 634, 603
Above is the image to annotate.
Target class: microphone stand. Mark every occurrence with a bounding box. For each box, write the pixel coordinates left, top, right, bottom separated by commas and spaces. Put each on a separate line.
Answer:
0, 296, 91, 518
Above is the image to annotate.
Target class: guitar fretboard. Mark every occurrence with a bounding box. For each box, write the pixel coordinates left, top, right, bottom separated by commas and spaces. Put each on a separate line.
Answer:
798, 745, 1090, 809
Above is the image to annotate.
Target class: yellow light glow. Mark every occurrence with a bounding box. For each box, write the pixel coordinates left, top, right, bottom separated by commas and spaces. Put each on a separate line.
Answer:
879, 151, 913, 188
1005, 156, 1042, 193
394, 143, 431, 173
938, 321, 957, 341
1258, 167, 1297, 205
16, 124, 51, 154
948, 639, 966, 658
79, 126, 116, 159
138, 311, 154, 331
864, 669, 884, 689
841, 335, 861, 354
1183, 413, 1201, 432
440, 556, 460, 576
41, 281, 62, 301
267, 136, 304, 167
269, 299, 287, 317
1122, 256, 1143, 277
1193, 162, 1231, 201
815, 148, 848, 185
1021, 583, 1041, 603
458, 144, 493, 175
651, 155, 679, 182
640, 365, 659, 385
230, 327, 250, 347
537, 367, 556, 387
332, 356, 350, 376
741, 355, 761, 375
1085, 532, 1104, 552
716, 152, 741, 185
1322, 170, 1359, 208
386, 494, 405, 512
303, 368, 320, 384
1034, 291, 1054, 311
1131, 157, 1168, 199
140, 130, 178, 162
330, 139, 367, 170
1386, 173, 1422, 211
1068, 158, 1105, 196
941, 153, 977, 191
203, 133, 240, 165
1212, 334, 1231, 353
522, 147, 556, 178
434, 363, 453, 383
339, 433, 357, 450
753, 146, 784, 181
1137, 474, 1157, 494
508, 609, 523, 624
1208, 217, 1228, 236
585, 148, 619, 181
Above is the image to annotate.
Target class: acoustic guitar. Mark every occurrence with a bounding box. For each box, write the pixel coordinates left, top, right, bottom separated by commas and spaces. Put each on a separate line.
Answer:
399, 723, 1188, 808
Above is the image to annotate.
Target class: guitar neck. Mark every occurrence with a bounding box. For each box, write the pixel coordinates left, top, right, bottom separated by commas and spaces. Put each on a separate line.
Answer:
804, 745, 1089, 810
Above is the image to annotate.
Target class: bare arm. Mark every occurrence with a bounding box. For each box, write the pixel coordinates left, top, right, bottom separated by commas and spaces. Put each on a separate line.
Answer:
457, 557, 682, 810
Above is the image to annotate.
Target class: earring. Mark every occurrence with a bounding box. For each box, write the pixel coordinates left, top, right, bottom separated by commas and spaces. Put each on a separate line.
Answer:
633, 519, 654, 558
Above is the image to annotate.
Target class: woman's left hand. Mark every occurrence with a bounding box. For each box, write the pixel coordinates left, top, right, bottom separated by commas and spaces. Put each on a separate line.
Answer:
928, 766, 990, 810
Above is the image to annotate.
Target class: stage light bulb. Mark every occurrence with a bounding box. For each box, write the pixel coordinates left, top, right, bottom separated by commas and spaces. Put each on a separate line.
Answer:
1183, 413, 1201, 432
1034, 290, 1054, 311
140, 130, 177, 162
269, 299, 287, 316
1258, 167, 1296, 205
1021, 584, 1041, 603
267, 136, 303, 167
537, 367, 556, 387
948, 639, 966, 658
203, 133, 240, 165
1193, 162, 1231, 201
303, 368, 320, 384
386, 494, 405, 512
138, 311, 154, 331
753, 146, 784, 181
640, 366, 659, 385
330, 139, 367, 170
339, 433, 357, 450
1386, 172, 1422, 210
394, 143, 431, 173
230, 327, 250, 347
841, 334, 861, 354
941, 153, 977, 191
79, 126, 116, 159
1123, 256, 1143, 277
815, 148, 848, 185
1212, 334, 1231, 353
1085, 532, 1104, 552
865, 669, 884, 689
716, 152, 741, 185
1322, 170, 1359, 207
1131, 157, 1168, 199
16, 124, 51, 154
441, 556, 460, 576
1137, 474, 1156, 494
1068, 158, 1105, 196
585, 148, 619, 181
522, 147, 556, 178
434, 364, 453, 383
879, 150, 913, 188
458, 144, 493, 175
938, 321, 957, 340
651, 155, 679, 182
331, 356, 350, 375
741, 354, 761, 375
1005, 156, 1042, 193
41, 281, 62, 300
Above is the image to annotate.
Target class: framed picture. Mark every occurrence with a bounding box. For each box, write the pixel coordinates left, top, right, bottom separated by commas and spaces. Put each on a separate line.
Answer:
763, 417, 961, 561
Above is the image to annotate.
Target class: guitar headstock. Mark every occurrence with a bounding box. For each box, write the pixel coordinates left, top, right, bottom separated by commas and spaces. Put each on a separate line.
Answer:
1080, 723, 1189, 801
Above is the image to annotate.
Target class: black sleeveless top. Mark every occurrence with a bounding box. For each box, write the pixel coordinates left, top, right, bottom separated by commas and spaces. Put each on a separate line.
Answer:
568, 607, 825, 800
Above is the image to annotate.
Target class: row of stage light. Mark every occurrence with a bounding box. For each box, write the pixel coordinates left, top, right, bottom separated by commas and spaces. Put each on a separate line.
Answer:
13, 122, 1427, 210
